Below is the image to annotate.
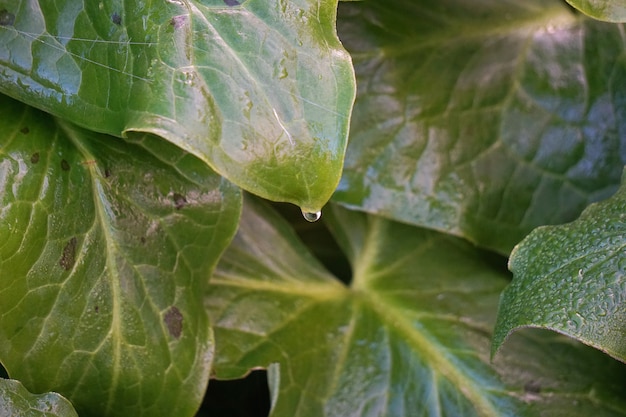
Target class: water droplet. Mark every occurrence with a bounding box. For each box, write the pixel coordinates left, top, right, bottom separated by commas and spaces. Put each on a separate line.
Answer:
302, 210, 321, 222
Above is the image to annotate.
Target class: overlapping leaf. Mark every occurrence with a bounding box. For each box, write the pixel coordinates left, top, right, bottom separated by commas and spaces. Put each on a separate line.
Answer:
0, 94, 242, 416
0, 379, 78, 417
205, 197, 626, 416
0, 0, 355, 212
333, 0, 626, 253
493, 170, 626, 363
565, 0, 626, 22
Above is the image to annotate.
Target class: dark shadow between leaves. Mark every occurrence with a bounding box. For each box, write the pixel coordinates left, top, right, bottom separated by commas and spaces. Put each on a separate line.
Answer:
197, 370, 270, 417
271, 202, 353, 285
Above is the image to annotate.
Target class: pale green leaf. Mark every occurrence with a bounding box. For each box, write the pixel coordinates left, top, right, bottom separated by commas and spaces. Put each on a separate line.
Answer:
333, 0, 626, 253
0, 0, 355, 212
0, 379, 78, 417
205, 197, 626, 416
0, 94, 242, 416
493, 169, 626, 363
565, 0, 626, 22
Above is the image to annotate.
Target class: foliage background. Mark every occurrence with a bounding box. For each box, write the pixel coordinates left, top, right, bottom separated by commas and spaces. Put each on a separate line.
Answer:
1, 0, 626, 416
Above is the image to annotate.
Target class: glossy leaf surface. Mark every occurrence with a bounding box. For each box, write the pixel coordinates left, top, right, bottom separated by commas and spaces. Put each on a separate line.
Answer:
565, 0, 626, 22
0, 379, 78, 417
493, 170, 626, 363
0, 94, 242, 416
0, 0, 355, 212
206, 197, 626, 416
333, 0, 626, 253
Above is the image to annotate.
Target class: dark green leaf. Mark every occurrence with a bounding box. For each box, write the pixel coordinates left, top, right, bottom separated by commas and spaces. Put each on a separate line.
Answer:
333, 0, 626, 253
0, 94, 242, 416
206, 197, 626, 416
493, 169, 626, 363
0, 0, 355, 212
0, 379, 78, 417
565, 0, 626, 22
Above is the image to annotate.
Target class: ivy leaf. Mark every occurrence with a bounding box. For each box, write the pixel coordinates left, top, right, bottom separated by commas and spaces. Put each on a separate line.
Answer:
333, 0, 626, 254
0, 379, 78, 417
205, 197, 626, 416
0, 0, 355, 213
493, 169, 626, 363
0, 94, 241, 416
565, 0, 626, 22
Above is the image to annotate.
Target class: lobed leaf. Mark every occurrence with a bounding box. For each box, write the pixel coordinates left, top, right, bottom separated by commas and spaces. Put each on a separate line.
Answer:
493, 169, 626, 363
565, 0, 626, 22
0, 379, 78, 417
333, 0, 626, 253
205, 196, 626, 416
0, 0, 355, 212
0, 94, 242, 416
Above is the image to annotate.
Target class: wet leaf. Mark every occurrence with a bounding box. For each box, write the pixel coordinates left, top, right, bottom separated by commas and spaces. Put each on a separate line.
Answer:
0, 0, 355, 212
493, 169, 626, 363
333, 0, 626, 253
205, 197, 626, 416
0, 379, 78, 417
565, 0, 626, 22
0, 94, 242, 416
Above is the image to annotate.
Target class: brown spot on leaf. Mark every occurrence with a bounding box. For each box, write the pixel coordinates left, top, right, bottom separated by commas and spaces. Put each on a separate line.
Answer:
111, 12, 121, 25
173, 193, 187, 210
170, 15, 187, 29
223, 0, 241, 5
524, 381, 541, 394
20, 127, 29, 134
0, 9, 15, 26
94, 305, 99, 313
30, 152, 40, 164
104, 168, 112, 178
164, 306, 183, 339
61, 159, 70, 171
59, 237, 77, 270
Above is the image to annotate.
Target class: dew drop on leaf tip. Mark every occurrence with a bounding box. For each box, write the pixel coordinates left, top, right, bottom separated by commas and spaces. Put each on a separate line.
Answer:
302, 209, 321, 222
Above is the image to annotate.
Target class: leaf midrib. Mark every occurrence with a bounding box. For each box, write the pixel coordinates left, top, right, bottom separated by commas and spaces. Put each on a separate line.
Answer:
56, 120, 123, 415
350, 217, 503, 416
360, 290, 502, 416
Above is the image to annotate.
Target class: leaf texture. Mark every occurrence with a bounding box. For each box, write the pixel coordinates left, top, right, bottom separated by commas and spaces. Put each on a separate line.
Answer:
333, 0, 626, 253
0, 94, 242, 416
0, 379, 78, 417
206, 196, 626, 416
565, 0, 626, 22
0, 0, 355, 212
493, 169, 626, 363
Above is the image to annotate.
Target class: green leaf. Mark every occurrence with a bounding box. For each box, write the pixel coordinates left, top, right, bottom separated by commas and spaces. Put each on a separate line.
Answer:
333, 0, 626, 254
565, 0, 626, 22
206, 197, 626, 416
0, 379, 78, 417
0, 94, 242, 416
493, 169, 626, 363
0, 0, 355, 213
